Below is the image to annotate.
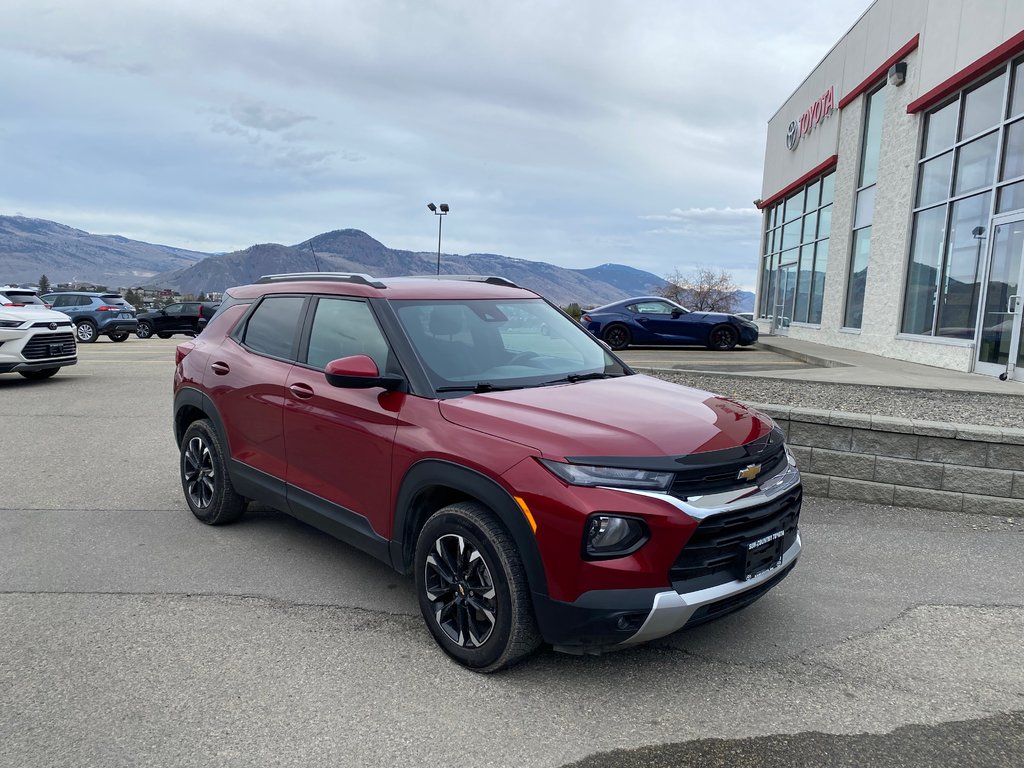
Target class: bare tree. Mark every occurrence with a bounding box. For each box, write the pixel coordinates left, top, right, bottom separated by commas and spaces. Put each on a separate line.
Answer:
659, 268, 741, 313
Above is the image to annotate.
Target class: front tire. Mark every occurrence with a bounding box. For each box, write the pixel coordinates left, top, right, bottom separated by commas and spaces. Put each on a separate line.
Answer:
75, 320, 98, 343
19, 368, 59, 380
415, 502, 541, 672
136, 322, 153, 339
708, 324, 738, 351
602, 324, 631, 350
157, 332, 172, 339
180, 420, 246, 525
108, 332, 129, 342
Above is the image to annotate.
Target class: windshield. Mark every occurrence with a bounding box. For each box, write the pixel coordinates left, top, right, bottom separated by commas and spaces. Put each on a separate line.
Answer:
392, 298, 629, 393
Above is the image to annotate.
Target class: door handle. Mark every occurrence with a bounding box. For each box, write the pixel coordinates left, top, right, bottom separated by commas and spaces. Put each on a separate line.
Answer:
211, 361, 230, 375
288, 382, 314, 400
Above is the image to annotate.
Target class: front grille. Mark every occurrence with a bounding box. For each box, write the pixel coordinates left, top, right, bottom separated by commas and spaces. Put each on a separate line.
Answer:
22, 332, 76, 360
30, 321, 73, 329
670, 443, 788, 498
670, 486, 801, 592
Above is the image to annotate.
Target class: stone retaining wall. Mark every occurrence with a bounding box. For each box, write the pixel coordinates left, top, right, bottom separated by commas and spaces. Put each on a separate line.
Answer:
747, 403, 1024, 516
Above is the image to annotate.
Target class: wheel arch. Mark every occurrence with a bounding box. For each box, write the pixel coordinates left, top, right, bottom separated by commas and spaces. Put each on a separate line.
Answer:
174, 386, 229, 449
391, 460, 548, 597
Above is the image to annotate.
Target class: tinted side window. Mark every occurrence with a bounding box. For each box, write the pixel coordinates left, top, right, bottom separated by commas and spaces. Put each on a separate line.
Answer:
243, 296, 305, 359
306, 297, 389, 371
51, 295, 70, 307
165, 304, 185, 315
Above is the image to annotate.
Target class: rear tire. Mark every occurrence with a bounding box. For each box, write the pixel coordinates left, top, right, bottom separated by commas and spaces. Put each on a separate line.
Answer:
108, 332, 129, 342
136, 322, 153, 339
179, 420, 246, 525
157, 332, 172, 339
19, 368, 59, 380
75, 320, 98, 343
414, 502, 541, 672
602, 324, 631, 350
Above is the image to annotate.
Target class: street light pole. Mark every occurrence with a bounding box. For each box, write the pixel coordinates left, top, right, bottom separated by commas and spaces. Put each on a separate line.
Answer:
427, 202, 449, 275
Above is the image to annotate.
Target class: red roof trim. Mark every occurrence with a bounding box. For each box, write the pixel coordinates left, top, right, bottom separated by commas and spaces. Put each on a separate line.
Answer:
838, 35, 920, 110
908, 29, 1024, 114
756, 155, 838, 210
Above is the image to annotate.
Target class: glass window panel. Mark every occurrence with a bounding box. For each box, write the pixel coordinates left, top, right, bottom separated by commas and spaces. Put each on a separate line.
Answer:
771, 203, 780, 228
806, 180, 821, 210
817, 203, 833, 238
1011, 59, 1024, 118
802, 210, 818, 243
923, 101, 959, 158
854, 186, 876, 229
844, 227, 872, 328
243, 296, 305, 359
782, 220, 801, 250
860, 87, 887, 187
935, 192, 991, 339
783, 191, 803, 222
961, 73, 1006, 139
1001, 118, 1024, 181
953, 132, 999, 196
810, 240, 829, 324
820, 172, 835, 205
794, 245, 812, 323
917, 151, 953, 207
901, 206, 947, 335
997, 179, 1024, 212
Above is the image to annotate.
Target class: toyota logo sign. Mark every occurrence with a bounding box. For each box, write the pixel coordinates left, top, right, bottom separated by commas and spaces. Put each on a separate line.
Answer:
786, 121, 800, 151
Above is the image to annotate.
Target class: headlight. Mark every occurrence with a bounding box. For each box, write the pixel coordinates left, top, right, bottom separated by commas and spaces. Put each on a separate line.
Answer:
583, 515, 649, 559
0, 319, 23, 328
538, 459, 674, 491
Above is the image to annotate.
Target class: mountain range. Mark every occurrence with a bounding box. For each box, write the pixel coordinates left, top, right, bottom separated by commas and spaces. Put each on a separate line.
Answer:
0, 214, 753, 310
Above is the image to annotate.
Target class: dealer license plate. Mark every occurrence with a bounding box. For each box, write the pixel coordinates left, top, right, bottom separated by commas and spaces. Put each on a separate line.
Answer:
743, 529, 785, 581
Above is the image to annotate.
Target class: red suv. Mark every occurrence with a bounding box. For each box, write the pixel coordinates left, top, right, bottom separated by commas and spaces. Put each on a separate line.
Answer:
173, 273, 802, 671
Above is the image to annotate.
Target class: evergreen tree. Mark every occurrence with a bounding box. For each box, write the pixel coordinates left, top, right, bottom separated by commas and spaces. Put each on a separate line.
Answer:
38, 274, 51, 295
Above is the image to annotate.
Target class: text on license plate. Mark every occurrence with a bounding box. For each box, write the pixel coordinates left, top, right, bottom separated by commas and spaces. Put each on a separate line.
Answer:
743, 529, 784, 581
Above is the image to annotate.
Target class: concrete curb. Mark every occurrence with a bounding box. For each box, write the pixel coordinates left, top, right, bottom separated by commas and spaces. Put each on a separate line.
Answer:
743, 401, 1024, 516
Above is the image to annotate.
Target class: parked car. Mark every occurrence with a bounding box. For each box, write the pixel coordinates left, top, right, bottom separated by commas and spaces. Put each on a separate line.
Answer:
136, 301, 220, 339
0, 288, 50, 308
41, 292, 139, 343
0, 301, 77, 380
173, 272, 802, 672
581, 297, 759, 351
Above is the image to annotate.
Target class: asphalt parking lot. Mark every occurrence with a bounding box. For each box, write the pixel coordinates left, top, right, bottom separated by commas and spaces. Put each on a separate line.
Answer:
2, 338, 1022, 767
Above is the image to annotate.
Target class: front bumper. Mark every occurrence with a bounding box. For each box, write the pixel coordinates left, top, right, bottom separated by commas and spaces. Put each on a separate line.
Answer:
537, 460, 802, 653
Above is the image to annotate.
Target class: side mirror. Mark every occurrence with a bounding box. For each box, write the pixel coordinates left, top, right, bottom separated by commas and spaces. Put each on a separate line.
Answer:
325, 355, 403, 391
197, 317, 208, 332
670, 309, 682, 318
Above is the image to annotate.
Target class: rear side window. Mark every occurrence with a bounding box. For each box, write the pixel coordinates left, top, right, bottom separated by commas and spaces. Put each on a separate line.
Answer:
243, 296, 305, 360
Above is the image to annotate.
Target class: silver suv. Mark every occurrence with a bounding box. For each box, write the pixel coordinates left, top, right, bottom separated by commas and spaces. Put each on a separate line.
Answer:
42, 292, 139, 343
0, 296, 77, 380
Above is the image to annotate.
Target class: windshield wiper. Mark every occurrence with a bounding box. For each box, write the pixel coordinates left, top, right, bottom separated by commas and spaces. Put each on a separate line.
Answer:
543, 372, 622, 385
436, 382, 525, 393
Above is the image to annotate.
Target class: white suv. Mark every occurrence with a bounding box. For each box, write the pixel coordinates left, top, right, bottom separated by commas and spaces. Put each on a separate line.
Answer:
0, 291, 78, 380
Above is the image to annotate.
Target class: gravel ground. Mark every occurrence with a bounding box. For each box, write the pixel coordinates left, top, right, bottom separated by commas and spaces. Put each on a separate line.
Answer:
649, 371, 1024, 429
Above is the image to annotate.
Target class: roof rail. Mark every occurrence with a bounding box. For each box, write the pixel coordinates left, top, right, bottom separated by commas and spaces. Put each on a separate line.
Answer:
420, 275, 520, 289
256, 272, 387, 289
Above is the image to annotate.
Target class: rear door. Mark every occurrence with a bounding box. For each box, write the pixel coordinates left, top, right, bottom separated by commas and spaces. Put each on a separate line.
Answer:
207, 294, 307, 482
283, 295, 401, 539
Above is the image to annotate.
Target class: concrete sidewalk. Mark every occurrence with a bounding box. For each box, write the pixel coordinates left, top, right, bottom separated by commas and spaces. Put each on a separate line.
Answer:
755, 335, 1024, 395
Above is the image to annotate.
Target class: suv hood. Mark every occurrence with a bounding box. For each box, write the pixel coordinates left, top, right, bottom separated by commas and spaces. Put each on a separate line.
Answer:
0, 306, 72, 324
438, 374, 774, 458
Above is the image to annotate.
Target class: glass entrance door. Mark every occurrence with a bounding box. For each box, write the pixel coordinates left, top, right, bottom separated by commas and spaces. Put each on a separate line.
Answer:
975, 215, 1024, 380
773, 263, 797, 336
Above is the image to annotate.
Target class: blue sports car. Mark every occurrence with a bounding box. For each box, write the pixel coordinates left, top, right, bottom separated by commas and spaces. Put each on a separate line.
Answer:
581, 297, 759, 351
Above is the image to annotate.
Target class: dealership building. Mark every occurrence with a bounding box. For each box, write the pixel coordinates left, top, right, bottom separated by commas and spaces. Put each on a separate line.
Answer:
756, 0, 1024, 381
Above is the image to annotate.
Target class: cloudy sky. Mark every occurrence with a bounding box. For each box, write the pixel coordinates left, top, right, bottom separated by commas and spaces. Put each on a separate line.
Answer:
0, 0, 870, 289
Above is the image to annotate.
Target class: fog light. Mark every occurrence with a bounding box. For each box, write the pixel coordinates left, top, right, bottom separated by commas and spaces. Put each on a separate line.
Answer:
583, 515, 648, 559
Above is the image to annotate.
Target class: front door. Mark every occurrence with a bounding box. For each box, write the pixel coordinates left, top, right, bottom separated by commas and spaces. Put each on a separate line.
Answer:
773, 263, 797, 336
975, 215, 1024, 381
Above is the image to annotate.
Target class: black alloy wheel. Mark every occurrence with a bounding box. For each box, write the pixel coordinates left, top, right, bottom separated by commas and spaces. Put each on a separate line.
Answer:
136, 322, 153, 339
708, 324, 738, 351
75, 320, 98, 343
414, 502, 540, 672
108, 332, 129, 342
602, 324, 631, 350
179, 420, 245, 525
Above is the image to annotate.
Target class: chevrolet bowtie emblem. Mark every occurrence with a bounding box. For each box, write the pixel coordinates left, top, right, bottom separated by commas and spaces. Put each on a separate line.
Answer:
738, 464, 762, 482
